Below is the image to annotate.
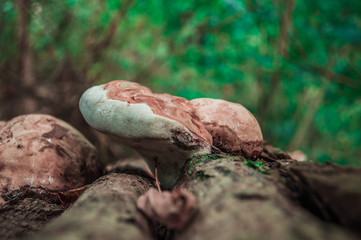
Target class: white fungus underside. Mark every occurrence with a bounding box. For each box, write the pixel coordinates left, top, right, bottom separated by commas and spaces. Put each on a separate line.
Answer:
79, 85, 210, 188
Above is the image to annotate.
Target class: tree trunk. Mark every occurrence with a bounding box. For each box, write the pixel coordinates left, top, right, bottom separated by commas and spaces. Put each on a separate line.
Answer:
255, 0, 297, 127
287, 81, 329, 151
16, 0, 37, 113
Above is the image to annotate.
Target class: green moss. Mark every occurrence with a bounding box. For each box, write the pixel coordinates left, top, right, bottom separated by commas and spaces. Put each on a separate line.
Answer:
196, 170, 205, 181
244, 160, 266, 174
187, 154, 226, 175
244, 159, 263, 168
279, 179, 286, 184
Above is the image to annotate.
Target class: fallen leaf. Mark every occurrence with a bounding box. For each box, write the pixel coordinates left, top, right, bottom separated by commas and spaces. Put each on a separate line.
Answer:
137, 188, 197, 230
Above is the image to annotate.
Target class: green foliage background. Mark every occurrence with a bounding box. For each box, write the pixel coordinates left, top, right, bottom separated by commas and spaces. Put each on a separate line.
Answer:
1, 0, 361, 165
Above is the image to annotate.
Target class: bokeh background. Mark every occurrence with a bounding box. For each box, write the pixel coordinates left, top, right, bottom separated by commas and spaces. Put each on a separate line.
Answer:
1, 0, 360, 166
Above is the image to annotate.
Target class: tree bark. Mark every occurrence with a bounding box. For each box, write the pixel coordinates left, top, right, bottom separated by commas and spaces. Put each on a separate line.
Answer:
28, 173, 155, 240
173, 156, 358, 240
2, 146, 360, 240
0, 196, 64, 240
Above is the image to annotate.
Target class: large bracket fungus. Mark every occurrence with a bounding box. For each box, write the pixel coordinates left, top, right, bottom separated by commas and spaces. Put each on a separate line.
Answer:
79, 80, 212, 189
80, 80, 263, 189
0, 114, 102, 195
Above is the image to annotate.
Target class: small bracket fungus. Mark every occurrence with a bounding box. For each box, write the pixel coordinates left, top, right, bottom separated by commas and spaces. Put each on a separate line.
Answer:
79, 80, 212, 189
0, 114, 102, 195
190, 98, 263, 159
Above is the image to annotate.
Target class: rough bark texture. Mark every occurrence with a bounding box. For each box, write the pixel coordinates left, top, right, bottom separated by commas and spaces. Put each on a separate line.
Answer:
28, 173, 155, 240
173, 156, 358, 240
279, 162, 361, 235
1, 145, 360, 240
0, 197, 64, 240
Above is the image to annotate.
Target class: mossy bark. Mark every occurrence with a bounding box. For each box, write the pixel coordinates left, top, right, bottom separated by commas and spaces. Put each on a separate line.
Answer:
2, 147, 361, 240
279, 162, 361, 235
173, 157, 358, 240
27, 173, 155, 240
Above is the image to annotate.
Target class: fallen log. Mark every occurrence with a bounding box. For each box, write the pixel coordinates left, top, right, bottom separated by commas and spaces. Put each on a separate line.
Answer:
28, 172, 155, 240
173, 156, 359, 240
3, 149, 361, 240
279, 161, 361, 236
0, 194, 64, 240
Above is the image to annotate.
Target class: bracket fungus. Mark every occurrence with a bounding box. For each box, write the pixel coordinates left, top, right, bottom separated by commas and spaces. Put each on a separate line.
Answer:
190, 98, 263, 158
79, 80, 212, 189
0, 114, 102, 195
